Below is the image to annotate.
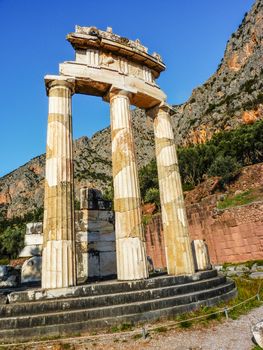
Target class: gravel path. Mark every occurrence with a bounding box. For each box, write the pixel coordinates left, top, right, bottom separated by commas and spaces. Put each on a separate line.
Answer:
4, 305, 263, 350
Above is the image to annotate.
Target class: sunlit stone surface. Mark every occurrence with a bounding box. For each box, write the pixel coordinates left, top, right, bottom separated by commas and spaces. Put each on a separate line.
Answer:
152, 105, 194, 275
110, 90, 148, 280
42, 78, 76, 289
192, 239, 211, 271
42, 26, 195, 287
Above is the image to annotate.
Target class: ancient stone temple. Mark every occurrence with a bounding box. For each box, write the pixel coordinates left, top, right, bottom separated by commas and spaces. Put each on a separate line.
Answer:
0, 27, 236, 343
42, 25, 194, 289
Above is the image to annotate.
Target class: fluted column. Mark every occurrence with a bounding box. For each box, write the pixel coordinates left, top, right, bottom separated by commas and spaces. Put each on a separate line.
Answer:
110, 89, 148, 280
153, 105, 194, 275
42, 78, 76, 289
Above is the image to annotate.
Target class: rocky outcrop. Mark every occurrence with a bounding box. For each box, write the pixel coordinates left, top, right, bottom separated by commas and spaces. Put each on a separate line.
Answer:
172, 0, 263, 145
0, 109, 155, 219
0, 155, 46, 219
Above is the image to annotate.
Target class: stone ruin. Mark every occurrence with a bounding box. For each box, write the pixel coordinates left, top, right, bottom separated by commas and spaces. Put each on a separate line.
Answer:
2, 25, 212, 290
19, 188, 116, 284
0, 27, 237, 342
41, 25, 196, 289
18, 187, 211, 285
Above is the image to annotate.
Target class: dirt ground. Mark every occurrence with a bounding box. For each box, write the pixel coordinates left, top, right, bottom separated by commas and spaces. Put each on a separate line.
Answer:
2, 305, 263, 350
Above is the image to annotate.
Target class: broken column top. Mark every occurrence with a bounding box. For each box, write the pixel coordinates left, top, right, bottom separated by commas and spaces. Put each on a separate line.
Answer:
67, 25, 165, 76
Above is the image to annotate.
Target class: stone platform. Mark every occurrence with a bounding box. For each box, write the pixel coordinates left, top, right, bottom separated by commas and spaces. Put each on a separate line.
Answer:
0, 270, 236, 343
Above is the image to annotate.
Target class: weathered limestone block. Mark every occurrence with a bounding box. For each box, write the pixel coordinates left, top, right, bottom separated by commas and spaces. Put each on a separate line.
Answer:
89, 231, 115, 242
80, 188, 109, 210
26, 223, 43, 235
252, 320, 263, 348
110, 90, 148, 280
19, 245, 42, 258
191, 240, 211, 271
21, 257, 42, 284
100, 252, 117, 276
19, 223, 43, 258
0, 294, 7, 304
152, 105, 194, 275
88, 241, 115, 252
75, 196, 116, 282
24, 233, 43, 246
42, 78, 76, 289
0, 266, 20, 288
87, 221, 114, 233
249, 272, 263, 279
21, 205, 116, 284
87, 254, 100, 277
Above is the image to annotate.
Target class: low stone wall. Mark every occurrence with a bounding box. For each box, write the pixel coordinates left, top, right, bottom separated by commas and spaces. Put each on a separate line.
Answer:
75, 209, 116, 282
144, 216, 166, 270
145, 200, 263, 266
19, 209, 116, 284
188, 199, 263, 264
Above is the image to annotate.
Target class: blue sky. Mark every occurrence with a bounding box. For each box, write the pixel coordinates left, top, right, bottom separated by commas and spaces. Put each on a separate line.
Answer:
0, 0, 255, 177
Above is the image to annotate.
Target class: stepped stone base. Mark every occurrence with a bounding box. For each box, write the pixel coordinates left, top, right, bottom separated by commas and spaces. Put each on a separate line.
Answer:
0, 270, 236, 343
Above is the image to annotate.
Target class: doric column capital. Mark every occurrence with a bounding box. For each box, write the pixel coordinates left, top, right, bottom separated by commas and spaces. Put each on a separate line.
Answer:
44, 75, 76, 96
146, 102, 171, 119
104, 87, 134, 103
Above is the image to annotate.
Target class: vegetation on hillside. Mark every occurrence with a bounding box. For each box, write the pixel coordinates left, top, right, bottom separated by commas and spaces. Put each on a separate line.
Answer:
139, 120, 263, 205
217, 189, 261, 210
0, 121, 262, 261
0, 208, 43, 262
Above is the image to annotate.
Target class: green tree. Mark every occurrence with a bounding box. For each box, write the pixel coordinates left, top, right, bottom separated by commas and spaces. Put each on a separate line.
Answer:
144, 187, 160, 209
0, 224, 25, 259
207, 155, 241, 184
139, 159, 159, 199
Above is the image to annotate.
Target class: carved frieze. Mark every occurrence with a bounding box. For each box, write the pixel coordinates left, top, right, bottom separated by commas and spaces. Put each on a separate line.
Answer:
75, 49, 155, 85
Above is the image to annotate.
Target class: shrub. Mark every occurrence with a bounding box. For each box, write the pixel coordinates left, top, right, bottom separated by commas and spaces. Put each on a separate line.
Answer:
144, 188, 160, 209
138, 120, 263, 198
207, 155, 241, 184
139, 159, 159, 199
0, 224, 26, 259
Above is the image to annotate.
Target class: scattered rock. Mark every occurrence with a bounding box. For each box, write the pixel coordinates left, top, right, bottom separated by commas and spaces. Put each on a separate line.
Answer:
226, 271, 237, 277
21, 257, 42, 284
234, 190, 244, 196
226, 266, 236, 272
0, 293, 7, 304
218, 194, 227, 201
251, 263, 259, 272
249, 272, 263, 279
252, 320, 263, 348
0, 265, 20, 288
235, 264, 250, 273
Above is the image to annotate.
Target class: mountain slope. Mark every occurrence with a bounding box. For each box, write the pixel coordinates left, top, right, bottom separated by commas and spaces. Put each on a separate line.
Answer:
0, 109, 155, 219
0, 0, 262, 220
172, 0, 263, 145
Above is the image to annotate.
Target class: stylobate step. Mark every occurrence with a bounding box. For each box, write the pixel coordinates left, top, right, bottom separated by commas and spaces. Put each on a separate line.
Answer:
0, 281, 235, 330
8, 270, 218, 304
0, 287, 237, 343
0, 275, 226, 318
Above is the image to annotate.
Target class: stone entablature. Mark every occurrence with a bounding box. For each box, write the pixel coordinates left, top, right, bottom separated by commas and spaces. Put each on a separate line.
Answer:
55, 26, 166, 109
69, 26, 164, 71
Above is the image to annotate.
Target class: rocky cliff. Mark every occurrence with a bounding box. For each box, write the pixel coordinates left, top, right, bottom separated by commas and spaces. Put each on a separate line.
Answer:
172, 0, 263, 145
0, 109, 155, 219
0, 0, 262, 220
